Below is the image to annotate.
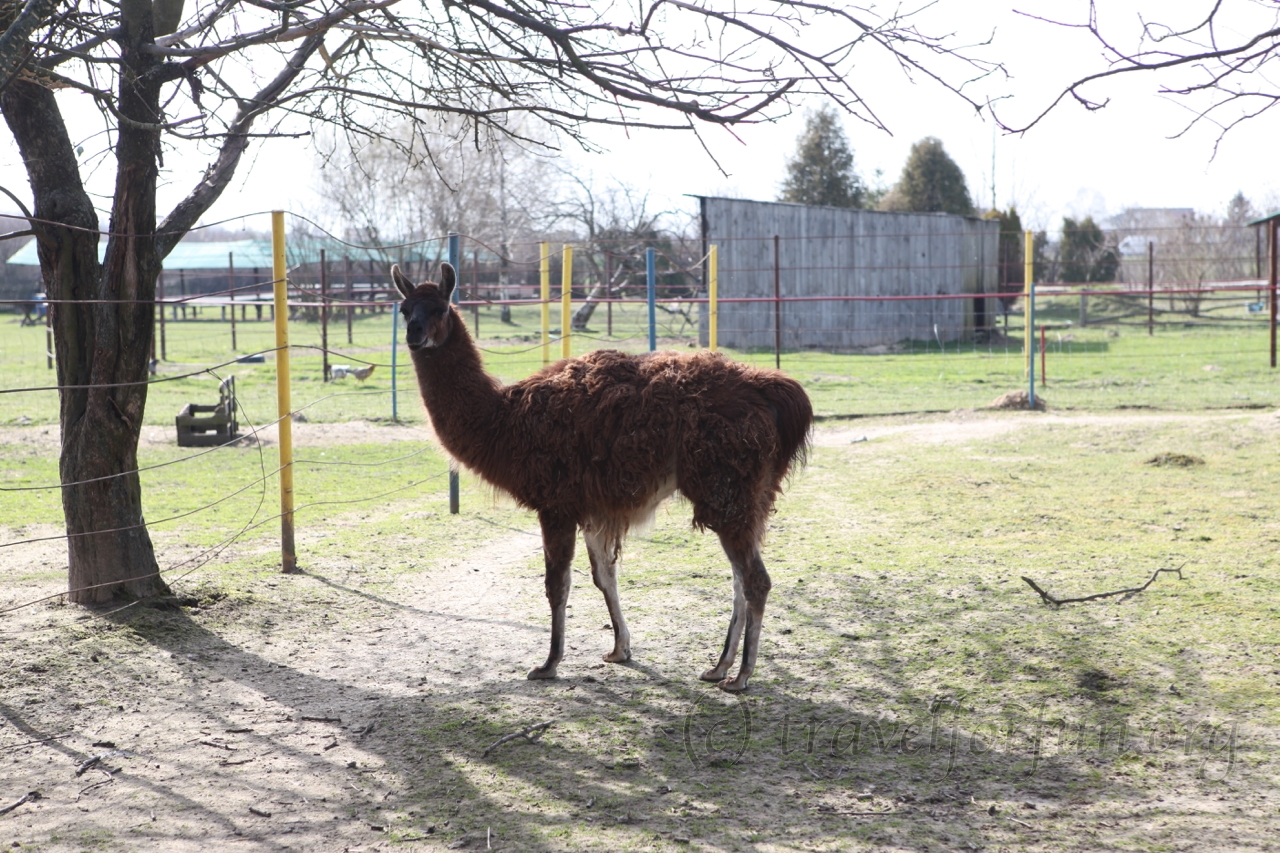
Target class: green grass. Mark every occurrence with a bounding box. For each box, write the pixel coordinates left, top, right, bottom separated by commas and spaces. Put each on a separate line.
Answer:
3, 295, 1275, 428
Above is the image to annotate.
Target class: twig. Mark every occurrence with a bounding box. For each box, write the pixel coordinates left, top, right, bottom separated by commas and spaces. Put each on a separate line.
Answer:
808, 807, 898, 816
75, 750, 125, 776
199, 740, 236, 751
0, 791, 40, 816
1022, 565, 1186, 608
77, 772, 114, 800
481, 721, 552, 757
1007, 816, 1036, 829
300, 715, 342, 723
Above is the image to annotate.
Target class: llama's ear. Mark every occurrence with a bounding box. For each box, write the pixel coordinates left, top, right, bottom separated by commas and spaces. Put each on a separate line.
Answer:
391, 265, 415, 299
439, 262, 457, 302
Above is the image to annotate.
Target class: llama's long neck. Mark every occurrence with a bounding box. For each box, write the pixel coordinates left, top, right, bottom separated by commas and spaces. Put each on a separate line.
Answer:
409, 309, 508, 478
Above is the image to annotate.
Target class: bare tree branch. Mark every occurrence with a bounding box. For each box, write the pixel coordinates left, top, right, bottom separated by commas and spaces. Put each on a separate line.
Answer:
999, 1, 1280, 146
0, 0, 60, 91
158, 30, 326, 256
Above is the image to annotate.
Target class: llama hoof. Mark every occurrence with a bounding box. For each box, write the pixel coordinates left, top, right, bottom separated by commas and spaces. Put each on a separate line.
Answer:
700, 666, 729, 683
527, 665, 558, 681
603, 649, 631, 663
717, 676, 750, 693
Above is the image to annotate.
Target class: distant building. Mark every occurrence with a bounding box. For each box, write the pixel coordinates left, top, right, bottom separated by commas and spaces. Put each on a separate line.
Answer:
696, 197, 998, 349
1106, 208, 1195, 256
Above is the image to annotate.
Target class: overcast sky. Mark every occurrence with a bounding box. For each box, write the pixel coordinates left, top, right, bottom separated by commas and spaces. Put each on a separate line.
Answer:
2, 1, 1277, 239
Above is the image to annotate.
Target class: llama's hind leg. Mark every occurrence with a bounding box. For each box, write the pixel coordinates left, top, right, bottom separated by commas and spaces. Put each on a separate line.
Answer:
710, 532, 770, 693
529, 513, 576, 681
700, 561, 746, 683
584, 528, 631, 663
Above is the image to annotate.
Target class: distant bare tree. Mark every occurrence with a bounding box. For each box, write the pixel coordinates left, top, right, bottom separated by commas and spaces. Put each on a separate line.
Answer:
549, 174, 678, 331
316, 117, 554, 318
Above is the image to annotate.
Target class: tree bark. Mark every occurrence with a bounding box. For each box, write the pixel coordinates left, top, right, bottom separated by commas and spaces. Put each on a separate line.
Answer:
0, 3, 167, 603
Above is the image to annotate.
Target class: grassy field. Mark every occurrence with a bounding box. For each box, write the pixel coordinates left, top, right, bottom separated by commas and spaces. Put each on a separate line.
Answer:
1, 292, 1275, 429
1, 300, 1277, 851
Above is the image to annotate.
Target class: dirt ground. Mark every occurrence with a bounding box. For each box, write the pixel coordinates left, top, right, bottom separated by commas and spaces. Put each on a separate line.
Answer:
1, 410, 1276, 852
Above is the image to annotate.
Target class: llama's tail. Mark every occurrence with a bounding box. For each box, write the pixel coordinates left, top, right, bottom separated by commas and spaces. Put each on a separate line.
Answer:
761, 375, 814, 476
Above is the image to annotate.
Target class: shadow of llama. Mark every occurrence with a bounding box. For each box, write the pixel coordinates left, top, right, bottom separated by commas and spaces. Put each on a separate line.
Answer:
393, 263, 812, 692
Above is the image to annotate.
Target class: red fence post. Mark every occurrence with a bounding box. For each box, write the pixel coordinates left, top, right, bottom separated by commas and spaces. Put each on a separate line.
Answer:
1152, 240, 1162, 338
320, 248, 330, 381
344, 254, 354, 345
1270, 220, 1277, 369
773, 234, 781, 370
229, 252, 237, 351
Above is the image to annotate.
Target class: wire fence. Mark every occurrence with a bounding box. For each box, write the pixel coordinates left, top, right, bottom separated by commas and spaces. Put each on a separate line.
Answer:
1, 212, 1276, 614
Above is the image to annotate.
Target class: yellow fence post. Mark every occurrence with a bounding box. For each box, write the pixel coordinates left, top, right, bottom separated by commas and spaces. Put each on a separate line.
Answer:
561, 244, 573, 359
709, 244, 718, 353
1024, 229, 1033, 376
272, 211, 297, 573
540, 242, 550, 365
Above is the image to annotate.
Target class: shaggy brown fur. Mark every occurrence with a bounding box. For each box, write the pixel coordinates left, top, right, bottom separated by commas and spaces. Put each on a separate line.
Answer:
393, 263, 812, 691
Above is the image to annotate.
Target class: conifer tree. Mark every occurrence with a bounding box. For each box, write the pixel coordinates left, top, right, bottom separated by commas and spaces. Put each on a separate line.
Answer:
779, 105, 865, 208
879, 137, 973, 215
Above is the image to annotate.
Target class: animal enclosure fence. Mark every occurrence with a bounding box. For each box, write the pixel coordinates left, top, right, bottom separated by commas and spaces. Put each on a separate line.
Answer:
1, 210, 1278, 605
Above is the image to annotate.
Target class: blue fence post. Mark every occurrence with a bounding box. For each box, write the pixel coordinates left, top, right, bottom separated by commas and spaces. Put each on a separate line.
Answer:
646, 247, 656, 352
448, 232, 461, 514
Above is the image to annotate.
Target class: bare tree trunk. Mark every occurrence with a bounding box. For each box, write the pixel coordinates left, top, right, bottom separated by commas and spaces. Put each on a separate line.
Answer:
570, 282, 609, 330
571, 263, 628, 331
1, 5, 167, 603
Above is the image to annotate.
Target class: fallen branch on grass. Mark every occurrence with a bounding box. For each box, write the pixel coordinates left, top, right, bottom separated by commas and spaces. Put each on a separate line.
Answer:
0, 791, 40, 817
481, 722, 552, 757
1022, 565, 1186, 608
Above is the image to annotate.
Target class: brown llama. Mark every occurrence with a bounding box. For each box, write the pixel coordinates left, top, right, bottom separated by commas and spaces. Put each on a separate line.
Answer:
393, 263, 812, 692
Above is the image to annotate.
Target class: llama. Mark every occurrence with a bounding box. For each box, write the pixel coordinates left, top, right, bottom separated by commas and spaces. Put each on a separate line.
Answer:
393, 263, 812, 692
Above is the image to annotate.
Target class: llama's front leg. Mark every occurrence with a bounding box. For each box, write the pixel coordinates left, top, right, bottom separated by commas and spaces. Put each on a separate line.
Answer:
584, 528, 630, 663
529, 514, 576, 680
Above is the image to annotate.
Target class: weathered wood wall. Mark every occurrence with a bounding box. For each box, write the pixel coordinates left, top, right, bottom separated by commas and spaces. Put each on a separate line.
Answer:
698, 198, 999, 349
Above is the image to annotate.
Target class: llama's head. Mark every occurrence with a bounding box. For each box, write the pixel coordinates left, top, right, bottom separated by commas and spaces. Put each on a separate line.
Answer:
393, 263, 457, 351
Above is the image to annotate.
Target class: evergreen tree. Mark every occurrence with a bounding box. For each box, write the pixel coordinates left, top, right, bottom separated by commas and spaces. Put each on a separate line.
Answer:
879, 137, 974, 215
875, 136, 972, 213
1059, 216, 1119, 283
779, 105, 865, 208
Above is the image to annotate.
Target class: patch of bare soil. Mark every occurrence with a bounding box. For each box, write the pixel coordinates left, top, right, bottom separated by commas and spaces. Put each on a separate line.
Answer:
1, 523, 546, 853
812, 408, 1264, 448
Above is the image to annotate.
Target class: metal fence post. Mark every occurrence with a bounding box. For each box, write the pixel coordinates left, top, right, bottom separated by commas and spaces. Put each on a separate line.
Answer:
773, 234, 781, 369
561, 244, 573, 359
540, 242, 551, 364
709, 244, 718, 353
449, 232, 461, 514
646, 247, 656, 352
320, 249, 329, 381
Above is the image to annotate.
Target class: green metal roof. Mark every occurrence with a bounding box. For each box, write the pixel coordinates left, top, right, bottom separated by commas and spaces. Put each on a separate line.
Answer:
1246, 211, 1280, 226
